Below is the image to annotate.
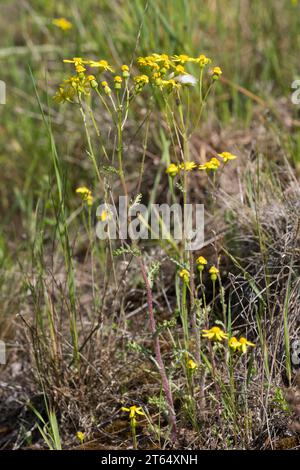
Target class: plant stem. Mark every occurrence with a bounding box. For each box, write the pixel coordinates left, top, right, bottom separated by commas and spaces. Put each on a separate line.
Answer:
138, 256, 177, 440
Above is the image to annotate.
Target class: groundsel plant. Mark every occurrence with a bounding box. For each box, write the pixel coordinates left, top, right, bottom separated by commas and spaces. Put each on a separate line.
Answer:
53, 52, 243, 443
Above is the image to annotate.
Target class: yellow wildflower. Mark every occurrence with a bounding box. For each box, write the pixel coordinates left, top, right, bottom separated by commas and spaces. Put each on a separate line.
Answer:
212, 66, 222, 79
76, 431, 85, 444
175, 65, 186, 75
218, 151, 237, 163
76, 187, 93, 206
228, 337, 241, 352
88, 60, 114, 72
196, 256, 207, 272
63, 57, 86, 67
196, 256, 207, 266
172, 54, 191, 64
101, 81, 111, 95
166, 163, 179, 177
121, 64, 130, 78
52, 18, 72, 31
134, 75, 149, 88
121, 405, 145, 426
179, 161, 197, 171
199, 157, 220, 171
202, 326, 228, 341
187, 358, 198, 370
209, 265, 219, 281
114, 75, 122, 89
238, 337, 255, 354
75, 64, 86, 74
194, 54, 211, 67
179, 268, 190, 283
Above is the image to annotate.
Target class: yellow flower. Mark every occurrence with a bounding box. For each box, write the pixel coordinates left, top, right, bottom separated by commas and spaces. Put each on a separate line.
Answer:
166, 163, 179, 177
238, 337, 255, 354
52, 18, 72, 31
134, 74, 149, 88
76, 431, 85, 444
194, 54, 211, 67
187, 358, 198, 370
179, 269, 190, 283
218, 151, 237, 163
88, 59, 114, 72
212, 66, 222, 79
172, 54, 191, 64
199, 157, 220, 171
101, 81, 111, 95
175, 65, 186, 75
196, 256, 207, 272
228, 337, 241, 352
87, 75, 98, 88
209, 265, 219, 281
114, 75, 122, 89
202, 326, 228, 341
121, 405, 145, 426
75, 64, 86, 74
76, 187, 93, 206
63, 57, 86, 67
121, 64, 130, 77
179, 161, 197, 171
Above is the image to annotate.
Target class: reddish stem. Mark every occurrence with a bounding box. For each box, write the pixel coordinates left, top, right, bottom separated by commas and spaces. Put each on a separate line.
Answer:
138, 257, 177, 440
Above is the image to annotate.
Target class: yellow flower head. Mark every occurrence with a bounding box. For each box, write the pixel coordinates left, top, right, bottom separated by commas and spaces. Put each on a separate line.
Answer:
52, 18, 72, 31
199, 157, 220, 172
114, 75, 122, 89
212, 66, 222, 79
238, 337, 255, 354
196, 256, 207, 271
209, 265, 219, 281
88, 60, 114, 72
218, 151, 237, 163
121, 64, 130, 77
121, 405, 145, 426
101, 81, 111, 95
202, 326, 228, 342
76, 64, 86, 74
63, 57, 86, 67
134, 74, 149, 89
196, 54, 211, 67
175, 65, 186, 75
76, 187, 93, 206
179, 268, 190, 283
179, 161, 197, 171
172, 54, 191, 64
166, 163, 179, 177
76, 431, 85, 444
187, 358, 198, 371
228, 337, 241, 352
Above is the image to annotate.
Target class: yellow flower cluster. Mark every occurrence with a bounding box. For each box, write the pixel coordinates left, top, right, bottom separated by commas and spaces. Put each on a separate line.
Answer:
202, 326, 255, 353
54, 57, 116, 102
54, 52, 222, 103
166, 152, 237, 178
136, 52, 219, 93
52, 18, 72, 31
76, 187, 93, 206
179, 268, 190, 283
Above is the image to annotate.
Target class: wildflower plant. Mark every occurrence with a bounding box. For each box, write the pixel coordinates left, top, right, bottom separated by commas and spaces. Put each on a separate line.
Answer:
53, 51, 240, 440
